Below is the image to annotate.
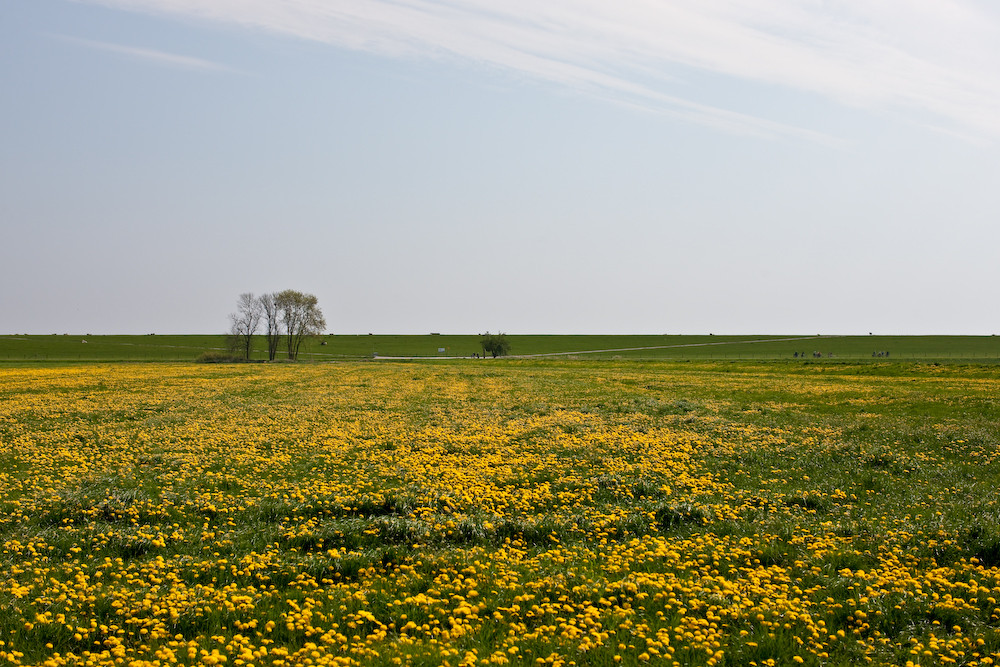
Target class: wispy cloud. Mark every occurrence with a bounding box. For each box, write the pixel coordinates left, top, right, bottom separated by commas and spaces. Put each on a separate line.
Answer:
53, 34, 236, 72
72, 0, 1000, 140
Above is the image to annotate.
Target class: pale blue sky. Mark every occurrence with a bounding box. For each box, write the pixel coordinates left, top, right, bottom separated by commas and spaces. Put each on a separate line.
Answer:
3, 0, 1000, 334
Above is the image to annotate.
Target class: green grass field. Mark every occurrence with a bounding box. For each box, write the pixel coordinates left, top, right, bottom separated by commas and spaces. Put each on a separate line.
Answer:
2, 360, 1000, 666
3, 333, 1000, 362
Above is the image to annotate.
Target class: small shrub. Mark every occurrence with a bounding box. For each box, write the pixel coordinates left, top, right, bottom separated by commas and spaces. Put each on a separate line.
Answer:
195, 351, 241, 363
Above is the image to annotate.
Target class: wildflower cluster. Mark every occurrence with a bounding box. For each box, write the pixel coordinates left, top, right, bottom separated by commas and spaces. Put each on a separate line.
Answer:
1, 361, 999, 666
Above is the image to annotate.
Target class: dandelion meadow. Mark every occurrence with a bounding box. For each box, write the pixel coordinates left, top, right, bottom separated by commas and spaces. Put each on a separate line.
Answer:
2, 361, 1000, 667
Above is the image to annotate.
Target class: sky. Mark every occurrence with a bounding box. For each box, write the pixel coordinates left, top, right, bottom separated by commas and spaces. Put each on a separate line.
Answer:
3, 1, 1000, 335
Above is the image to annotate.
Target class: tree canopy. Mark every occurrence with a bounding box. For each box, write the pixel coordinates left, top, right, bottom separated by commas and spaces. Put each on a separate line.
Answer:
227, 290, 325, 361
480, 332, 511, 358
275, 290, 326, 360
228, 293, 262, 361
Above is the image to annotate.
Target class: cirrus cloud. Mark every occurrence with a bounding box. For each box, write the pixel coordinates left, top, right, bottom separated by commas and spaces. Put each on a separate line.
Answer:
52, 33, 237, 72
72, 0, 1000, 141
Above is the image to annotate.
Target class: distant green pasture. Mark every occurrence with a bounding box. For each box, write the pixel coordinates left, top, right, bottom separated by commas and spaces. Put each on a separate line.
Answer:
1, 333, 999, 363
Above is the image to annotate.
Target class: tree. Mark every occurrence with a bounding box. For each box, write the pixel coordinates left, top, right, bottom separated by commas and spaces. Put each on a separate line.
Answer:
274, 289, 326, 360
258, 292, 282, 361
480, 331, 511, 358
228, 292, 262, 361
